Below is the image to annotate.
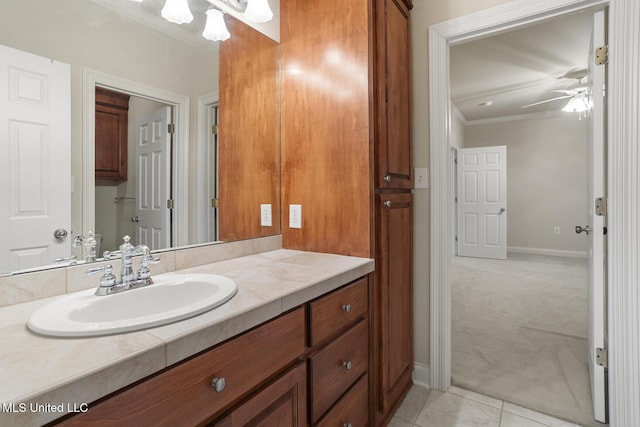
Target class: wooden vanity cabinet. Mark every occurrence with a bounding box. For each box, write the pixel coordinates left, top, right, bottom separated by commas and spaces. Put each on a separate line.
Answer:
307, 276, 370, 426
56, 308, 306, 427
55, 278, 371, 427
95, 87, 129, 181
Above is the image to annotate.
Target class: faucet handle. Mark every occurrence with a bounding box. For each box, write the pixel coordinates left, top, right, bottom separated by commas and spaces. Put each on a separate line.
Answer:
137, 255, 160, 280
86, 264, 117, 287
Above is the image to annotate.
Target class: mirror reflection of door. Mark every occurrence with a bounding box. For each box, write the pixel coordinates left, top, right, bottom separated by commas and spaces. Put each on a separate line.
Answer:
135, 105, 172, 251
95, 90, 173, 253
0, 44, 71, 274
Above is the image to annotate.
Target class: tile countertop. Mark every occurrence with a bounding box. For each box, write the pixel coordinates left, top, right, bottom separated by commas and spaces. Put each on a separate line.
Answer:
0, 249, 374, 427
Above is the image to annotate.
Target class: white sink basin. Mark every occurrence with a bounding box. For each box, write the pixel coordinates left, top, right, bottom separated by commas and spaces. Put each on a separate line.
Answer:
27, 274, 237, 337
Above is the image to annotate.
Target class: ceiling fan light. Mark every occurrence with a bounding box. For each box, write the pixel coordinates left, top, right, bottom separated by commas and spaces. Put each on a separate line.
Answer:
203, 9, 230, 41
562, 96, 590, 113
161, 0, 194, 24
244, 0, 273, 23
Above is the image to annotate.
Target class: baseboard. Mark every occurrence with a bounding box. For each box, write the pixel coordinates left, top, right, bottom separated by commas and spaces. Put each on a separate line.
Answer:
508, 246, 587, 259
412, 362, 430, 389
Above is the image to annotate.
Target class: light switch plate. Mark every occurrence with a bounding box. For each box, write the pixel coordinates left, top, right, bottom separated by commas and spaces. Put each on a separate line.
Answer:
260, 204, 272, 227
415, 168, 428, 189
289, 204, 302, 229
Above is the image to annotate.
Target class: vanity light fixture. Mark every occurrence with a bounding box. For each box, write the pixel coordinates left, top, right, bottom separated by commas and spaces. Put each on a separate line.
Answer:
210, 0, 274, 23
161, 0, 194, 24
203, 8, 231, 41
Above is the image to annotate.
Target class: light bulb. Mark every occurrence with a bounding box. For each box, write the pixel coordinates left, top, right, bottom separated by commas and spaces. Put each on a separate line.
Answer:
244, 0, 273, 23
161, 0, 194, 24
203, 9, 230, 41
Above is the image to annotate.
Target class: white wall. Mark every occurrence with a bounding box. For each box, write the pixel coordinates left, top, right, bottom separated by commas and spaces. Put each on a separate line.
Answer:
464, 114, 588, 255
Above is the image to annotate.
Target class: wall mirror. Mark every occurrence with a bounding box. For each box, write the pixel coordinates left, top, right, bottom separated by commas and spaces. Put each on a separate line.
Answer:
0, 0, 281, 276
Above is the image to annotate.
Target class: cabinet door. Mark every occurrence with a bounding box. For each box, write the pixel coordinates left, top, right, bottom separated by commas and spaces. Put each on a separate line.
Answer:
214, 362, 306, 427
375, 0, 412, 189
95, 88, 129, 181
376, 193, 413, 413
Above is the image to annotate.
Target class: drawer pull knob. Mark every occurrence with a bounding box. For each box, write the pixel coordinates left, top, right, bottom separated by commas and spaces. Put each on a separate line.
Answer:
211, 377, 227, 393
344, 423, 353, 427
343, 361, 353, 370
342, 303, 352, 313
384, 174, 392, 182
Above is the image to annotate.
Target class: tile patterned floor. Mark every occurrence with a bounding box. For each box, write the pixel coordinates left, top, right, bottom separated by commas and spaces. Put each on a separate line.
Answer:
390, 385, 583, 427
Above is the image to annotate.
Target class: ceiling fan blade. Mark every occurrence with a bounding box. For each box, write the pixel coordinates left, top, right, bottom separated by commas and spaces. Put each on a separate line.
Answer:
521, 95, 572, 109
551, 89, 577, 95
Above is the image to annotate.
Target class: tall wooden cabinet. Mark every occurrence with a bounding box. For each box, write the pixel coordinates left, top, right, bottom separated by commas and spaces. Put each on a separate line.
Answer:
95, 87, 129, 181
281, 0, 413, 425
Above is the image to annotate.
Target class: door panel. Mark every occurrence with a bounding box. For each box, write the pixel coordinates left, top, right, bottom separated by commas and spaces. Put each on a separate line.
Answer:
0, 44, 71, 273
136, 106, 171, 250
457, 146, 507, 259
587, 9, 607, 424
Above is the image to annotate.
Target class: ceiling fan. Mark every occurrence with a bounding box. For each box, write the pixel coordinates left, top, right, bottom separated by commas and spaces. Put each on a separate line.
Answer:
521, 68, 589, 110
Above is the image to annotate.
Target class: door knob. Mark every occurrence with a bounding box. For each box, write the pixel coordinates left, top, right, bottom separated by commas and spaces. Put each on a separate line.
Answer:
131, 216, 140, 223
53, 228, 68, 241
498, 207, 506, 214
575, 225, 591, 235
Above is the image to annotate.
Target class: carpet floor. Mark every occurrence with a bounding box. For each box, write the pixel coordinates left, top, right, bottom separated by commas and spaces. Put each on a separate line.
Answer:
451, 253, 604, 427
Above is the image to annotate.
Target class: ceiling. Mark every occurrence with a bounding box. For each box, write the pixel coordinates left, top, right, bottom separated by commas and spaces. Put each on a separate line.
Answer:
450, 11, 594, 122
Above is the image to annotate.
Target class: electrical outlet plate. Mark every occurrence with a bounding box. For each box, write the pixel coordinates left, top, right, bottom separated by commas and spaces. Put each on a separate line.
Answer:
260, 204, 272, 227
289, 204, 302, 229
415, 168, 428, 189
554, 227, 561, 235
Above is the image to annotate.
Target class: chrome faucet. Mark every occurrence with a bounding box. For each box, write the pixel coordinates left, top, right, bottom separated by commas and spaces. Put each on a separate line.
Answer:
87, 235, 160, 296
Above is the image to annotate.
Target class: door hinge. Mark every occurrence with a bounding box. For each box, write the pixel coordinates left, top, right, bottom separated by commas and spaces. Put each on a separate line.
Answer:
168, 123, 175, 134
596, 347, 608, 368
455, 235, 458, 242
595, 45, 608, 65
212, 125, 219, 135
211, 198, 219, 208
167, 199, 174, 209
595, 197, 607, 216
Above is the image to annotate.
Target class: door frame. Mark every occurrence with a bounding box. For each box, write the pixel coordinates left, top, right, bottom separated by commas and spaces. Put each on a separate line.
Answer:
428, 0, 640, 425
196, 91, 219, 243
82, 68, 190, 247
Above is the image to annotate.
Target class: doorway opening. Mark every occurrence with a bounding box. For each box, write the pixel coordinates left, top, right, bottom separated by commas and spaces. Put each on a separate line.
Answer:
429, 2, 609, 426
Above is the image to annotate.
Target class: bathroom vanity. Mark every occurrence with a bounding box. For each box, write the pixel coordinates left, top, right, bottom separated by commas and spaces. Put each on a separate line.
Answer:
0, 243, 373, 426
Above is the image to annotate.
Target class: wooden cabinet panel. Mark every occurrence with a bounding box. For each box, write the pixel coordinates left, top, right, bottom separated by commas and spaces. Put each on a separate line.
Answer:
309, 320, 368, 423
375, 0, 412, 189
280, 0, 372, 257
213, 362, 306, 427
316, 373, 369, 427
58, 308, 305, 427
218, 16, 280, 241
309, 277, 368, 346
376, 193, 413, 413
95, 87, 129, 181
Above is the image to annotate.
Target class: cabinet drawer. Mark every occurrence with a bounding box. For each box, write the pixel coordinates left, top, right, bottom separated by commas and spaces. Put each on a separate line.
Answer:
316, 373, 368, 427
309, 277, 368, 346
59, 308, 305, 427
309, 320, 368, 422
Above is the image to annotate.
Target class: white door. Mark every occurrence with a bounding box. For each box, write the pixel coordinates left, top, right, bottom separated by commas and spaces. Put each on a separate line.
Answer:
585, 9, 607, 424
0, 44, 71, 273
457, 146, 507, 259
135, 106, 171, 250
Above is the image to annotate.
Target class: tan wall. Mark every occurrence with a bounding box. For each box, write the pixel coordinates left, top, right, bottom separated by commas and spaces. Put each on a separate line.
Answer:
464, 115, 588, 254
411, 0, 511, 369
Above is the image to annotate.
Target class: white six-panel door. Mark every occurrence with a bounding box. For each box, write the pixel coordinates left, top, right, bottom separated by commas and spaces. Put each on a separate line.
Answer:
457, 146, 507, 259
587, 10, 607, 424
0, 44, 70, 273
135, 106, 171, 250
